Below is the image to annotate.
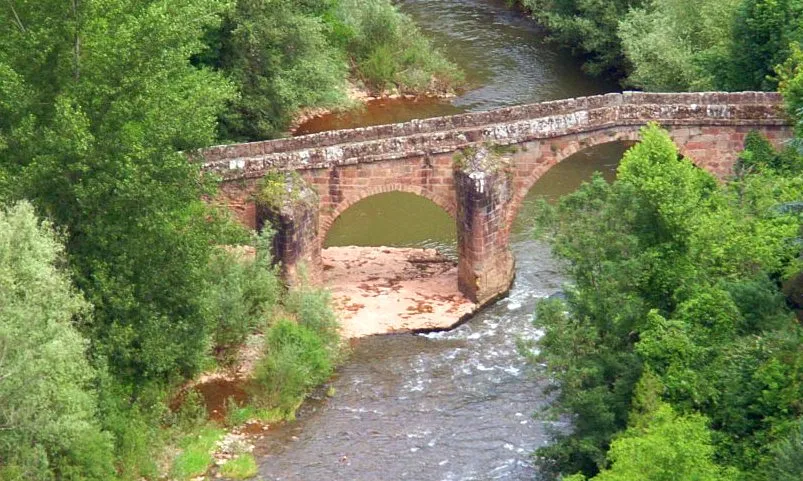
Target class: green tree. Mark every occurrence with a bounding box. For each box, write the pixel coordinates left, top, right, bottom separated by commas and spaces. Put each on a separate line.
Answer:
567, 402, 736, 481
0, 0, 236, 384
530, 125, 803, 479
0, 202, 115, 481
204, 0, 462, 141
722, 0, 803, 91
209, 0, 348, 141
518, 0, 645, 77
617, 0, 739, 91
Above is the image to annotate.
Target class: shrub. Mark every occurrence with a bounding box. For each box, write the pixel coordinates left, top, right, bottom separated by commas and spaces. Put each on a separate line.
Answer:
284, 286, 340, 346
206, 232, 282, 363
0, 201, 116, 481
251, 319, 335, 413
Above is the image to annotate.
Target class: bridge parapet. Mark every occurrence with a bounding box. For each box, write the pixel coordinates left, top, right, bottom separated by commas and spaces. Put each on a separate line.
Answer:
199, 91, 786, 181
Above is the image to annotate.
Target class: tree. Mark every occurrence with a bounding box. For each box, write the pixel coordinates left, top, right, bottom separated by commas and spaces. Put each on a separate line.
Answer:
567, 402, 736, 481
208, 0, 348, 141
722, 0, 803, 91
530, 124, 803, 479
617, 0, 739, 91
0, 202, 115, 481
519, 0, 644, 78
0, 0, 236, 384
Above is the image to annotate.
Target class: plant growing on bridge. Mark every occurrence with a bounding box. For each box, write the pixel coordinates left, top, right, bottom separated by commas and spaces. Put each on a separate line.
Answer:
256, 170, 310, 210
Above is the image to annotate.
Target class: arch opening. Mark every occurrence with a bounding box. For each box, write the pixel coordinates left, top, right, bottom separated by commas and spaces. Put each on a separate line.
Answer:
320, 191, 473, 339
512, 140, 634, 242
324, 191, 457, 259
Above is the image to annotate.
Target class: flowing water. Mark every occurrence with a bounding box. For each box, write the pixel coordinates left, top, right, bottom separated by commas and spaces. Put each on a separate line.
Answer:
294, 0, 617, 135
251, 2, 625, 479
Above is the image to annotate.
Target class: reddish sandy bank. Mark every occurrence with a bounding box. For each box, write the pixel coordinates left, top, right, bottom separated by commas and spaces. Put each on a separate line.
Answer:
323, 246, 478, 338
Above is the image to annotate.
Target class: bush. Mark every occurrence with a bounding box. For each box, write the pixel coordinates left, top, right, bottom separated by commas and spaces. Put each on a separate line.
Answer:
206, 232, 282, 363
284, 286, 340, 345
251, 319, 335, 413
338, 0, 463, 93
0, 202, 116, 481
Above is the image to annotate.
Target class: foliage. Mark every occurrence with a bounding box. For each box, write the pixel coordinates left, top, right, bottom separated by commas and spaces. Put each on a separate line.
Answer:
335, 0, 463, 93
0, 0, 237, 385
204, 0, 462, 141
206, 232, 282, 364
763, 418, 803, 481
219, 453, 258, 479
617, 0, 739, 91
284, 284, 341, 345
722, 0, 803, 91
529, 124, 803, 479
567, 376, 737, 481
208, 0, 348, 141
736, 130, 803, 176
169, 426, 226, 480
519, 0, 802, 91
517, 0, 646, 77
252, 319, 335, 414
777, 43, 803, 153
0, 202, 115, 481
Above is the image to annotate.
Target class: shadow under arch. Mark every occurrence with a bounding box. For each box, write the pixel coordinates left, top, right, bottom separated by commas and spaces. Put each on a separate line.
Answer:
323, 190, 458, 258
508, 140, 635, 244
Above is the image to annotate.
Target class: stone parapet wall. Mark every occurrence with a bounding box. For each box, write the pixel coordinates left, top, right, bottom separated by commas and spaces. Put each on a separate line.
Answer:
198, 92, 788, 181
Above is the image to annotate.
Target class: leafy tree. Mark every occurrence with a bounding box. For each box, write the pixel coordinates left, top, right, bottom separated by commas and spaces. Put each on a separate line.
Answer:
518, 0, 644, 77
617, 0, 739, 91
777, 43, 803, 153
0, 0, 236, 384
764, 419, 803, 481
530, 125, 803, 479
204, 0, 462, 141
209, 0, 348, 141
722, 0, 803, 91
0, 202, 115, 481
567, 402, 736, 481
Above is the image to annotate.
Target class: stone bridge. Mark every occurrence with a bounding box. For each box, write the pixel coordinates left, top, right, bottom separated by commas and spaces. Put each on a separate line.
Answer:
198, 91, 793, 305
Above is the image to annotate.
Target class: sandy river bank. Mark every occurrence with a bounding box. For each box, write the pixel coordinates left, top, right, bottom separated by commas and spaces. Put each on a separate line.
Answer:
322, 246, 478, 338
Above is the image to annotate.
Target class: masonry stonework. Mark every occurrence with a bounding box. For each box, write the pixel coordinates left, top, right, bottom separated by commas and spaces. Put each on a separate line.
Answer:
255, 178, 322, 285
199, 92, 794, 306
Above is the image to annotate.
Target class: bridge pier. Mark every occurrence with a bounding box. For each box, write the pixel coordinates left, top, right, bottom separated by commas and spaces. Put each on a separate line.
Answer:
255, 174, 321, 285
455, 147, 516, 304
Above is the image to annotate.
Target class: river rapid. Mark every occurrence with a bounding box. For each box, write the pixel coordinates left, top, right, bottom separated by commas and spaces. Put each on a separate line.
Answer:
253, 2, 623, 479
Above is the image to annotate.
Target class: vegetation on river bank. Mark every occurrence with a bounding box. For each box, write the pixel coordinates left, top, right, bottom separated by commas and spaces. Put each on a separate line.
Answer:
516, 0, 803, 92
200, 0, 463, 141
527, 90, 803, 481
0, 0, 348, 478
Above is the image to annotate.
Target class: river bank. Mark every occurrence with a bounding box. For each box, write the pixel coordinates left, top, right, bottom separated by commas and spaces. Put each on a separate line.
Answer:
324, 246, 477, 337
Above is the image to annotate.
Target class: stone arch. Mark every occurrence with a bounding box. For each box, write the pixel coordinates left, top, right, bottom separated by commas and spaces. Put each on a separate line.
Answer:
501, 127, 642, 244
320, 183, 457, 242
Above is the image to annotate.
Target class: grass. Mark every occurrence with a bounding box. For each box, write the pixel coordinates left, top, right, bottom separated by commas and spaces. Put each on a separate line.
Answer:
169, 426, 226, 480
219, 453, 259, 479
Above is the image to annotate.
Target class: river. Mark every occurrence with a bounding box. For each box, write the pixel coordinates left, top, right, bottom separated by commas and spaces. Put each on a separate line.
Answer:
253, 1, 623, 479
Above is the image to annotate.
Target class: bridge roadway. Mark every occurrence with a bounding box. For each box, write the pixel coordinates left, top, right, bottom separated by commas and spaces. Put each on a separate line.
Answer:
197, 91, 793, 305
